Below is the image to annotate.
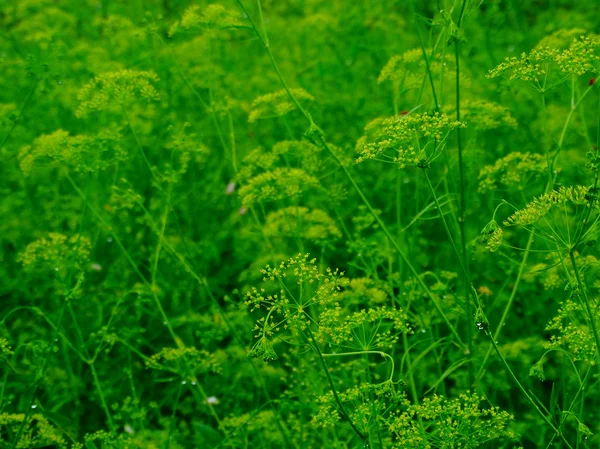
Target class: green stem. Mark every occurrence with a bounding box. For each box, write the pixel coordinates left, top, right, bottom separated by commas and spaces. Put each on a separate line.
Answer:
414, 15, 440, 111
486, 332, 573, 449
305, 326, 367, 442
0, 82, 36, 156
476, 231, 534, 380
322, 351, 395, 383
121, 103, 154, 177
568, 251, 600, 363
90, 362, 116, 433
423, 169, 470, 283
454, 0, 469, 281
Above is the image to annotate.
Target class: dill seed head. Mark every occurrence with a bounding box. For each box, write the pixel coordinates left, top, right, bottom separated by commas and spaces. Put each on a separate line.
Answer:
0, 413, 67, 448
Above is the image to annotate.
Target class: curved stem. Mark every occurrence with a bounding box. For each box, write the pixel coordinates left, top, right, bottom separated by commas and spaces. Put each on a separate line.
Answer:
305, 326, 367, 442
322, 350, 395, 383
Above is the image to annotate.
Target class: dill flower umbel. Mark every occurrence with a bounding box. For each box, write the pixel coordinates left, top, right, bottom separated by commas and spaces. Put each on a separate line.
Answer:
478, 152, 547, 192
237, 168, 320, 206
19, 129, 125, 175
18, 233, 91, 274
385, 393, 515, 449
263, 206, 342, 244
76, 69, 160, 117
248, 88, 314, 123
504, 185, 591, 227
488, 35, 600, 88
355, 112, 464, 168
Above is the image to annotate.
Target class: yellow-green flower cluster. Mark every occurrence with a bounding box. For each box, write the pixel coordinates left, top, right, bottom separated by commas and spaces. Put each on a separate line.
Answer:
385, 393, 515, 449
76, 69, 160, 117
109, 182, 144, 210
478, 152, 547, 192
181, 4, 241, 30
169, 4, 242, 37
504, 185, 591, 226
245, 255, 351, 358
489, 36, 599, 84
355, 112, 464, 168
378, 49, 424, 90
263, 206, 341, 244
146, 346, 221, 376
313, 382, 396, 430
554, 36, 600, 76
457, 100, 518, 130
0, 413, 67, 449
0, 338, 13, 362
317, 306, 409, 348
19, 129, 125, 176
248, 88, 314, 123
524, 253, 598, 291
339, 277, 390, 306
18, 232, 91, 274
237, 167, 320, 206
238, 139, 334, 182
535, 28, 591, 50
546, 300, 597, 364
488, 48, 558, 82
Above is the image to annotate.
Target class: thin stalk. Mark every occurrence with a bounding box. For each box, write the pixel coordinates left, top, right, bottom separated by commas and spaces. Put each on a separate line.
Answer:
414, 15, 440, 111
423, 169, 470, 282
476, 231, 534, 380
305, 326, 367, 442
454, 0, 469, 280
121, 103, 154, 177
486, 332, 573, 449
90, 362, 116, 432
568, 251, 600, 362
0, 82, 36, 156
453, 0, 475, 389
322, 351, 395, 383
541, 93, 553, 189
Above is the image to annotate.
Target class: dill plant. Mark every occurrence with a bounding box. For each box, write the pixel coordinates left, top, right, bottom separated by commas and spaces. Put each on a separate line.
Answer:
2, 1, 600, 449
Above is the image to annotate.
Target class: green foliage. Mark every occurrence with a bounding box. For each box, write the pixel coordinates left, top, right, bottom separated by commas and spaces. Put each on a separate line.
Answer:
2, 1, 600, 448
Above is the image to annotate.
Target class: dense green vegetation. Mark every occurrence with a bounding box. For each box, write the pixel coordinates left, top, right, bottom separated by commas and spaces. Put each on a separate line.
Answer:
2, 1, 600, 447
